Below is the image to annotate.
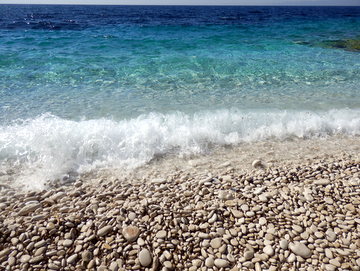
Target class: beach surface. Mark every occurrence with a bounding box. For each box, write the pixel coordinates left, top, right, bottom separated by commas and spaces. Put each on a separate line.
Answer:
1, 136, 359, 270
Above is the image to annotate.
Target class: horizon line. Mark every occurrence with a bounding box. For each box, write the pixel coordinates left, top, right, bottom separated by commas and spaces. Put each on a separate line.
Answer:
1, 3, 359, 6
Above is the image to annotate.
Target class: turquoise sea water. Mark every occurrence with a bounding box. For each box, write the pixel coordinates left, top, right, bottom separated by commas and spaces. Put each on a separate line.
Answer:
0, 5, 360, 187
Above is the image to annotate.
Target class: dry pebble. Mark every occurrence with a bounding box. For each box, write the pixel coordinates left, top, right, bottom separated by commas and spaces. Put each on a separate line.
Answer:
138, 249, 152, 267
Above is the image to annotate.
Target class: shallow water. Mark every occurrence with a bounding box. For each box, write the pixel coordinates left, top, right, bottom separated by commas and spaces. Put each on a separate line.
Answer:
0, 5, 360, 188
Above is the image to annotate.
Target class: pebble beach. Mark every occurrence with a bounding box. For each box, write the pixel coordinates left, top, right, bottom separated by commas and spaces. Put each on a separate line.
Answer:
1, 137, 359, 271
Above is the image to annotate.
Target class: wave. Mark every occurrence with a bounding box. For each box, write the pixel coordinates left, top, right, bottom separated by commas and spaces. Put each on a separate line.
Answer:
1, 109, 360, 189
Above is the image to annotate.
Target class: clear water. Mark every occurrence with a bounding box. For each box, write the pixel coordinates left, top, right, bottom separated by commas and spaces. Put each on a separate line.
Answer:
0, 5, 360, 187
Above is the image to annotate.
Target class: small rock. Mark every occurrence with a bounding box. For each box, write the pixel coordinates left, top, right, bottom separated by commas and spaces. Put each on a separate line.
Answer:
20, 255, 31, 263
97, 225, 113, 237
210, 238, 222, 249
18, 203, 41, 215
329, 259, 341, 267
29, 256, 44, 264
208, 213, 217, 223
81, 250, 92, 262
163, 261, 173, 269
252, 160, 264, 168
122, 226, 140, 242
230, 209, 243, 218
139, 249, 152, 267
244, 250, 254, 260
325, 248, 333, 259
263, 245, 274, 256
214, 259, 229, 268
63, 239, 73, 247
314, 179, 330, 185
289, 242, 312, 259
128, 212, 136, 221
50, 192, 66, 202
8, 256, 16, 266
205, 256, 214, 267
156, 230, 167, 239
67, 254, 78, 264
280, 240, 288, 250
109, 262, 119, 271
326, 230, 337, 242
218, 190, 234, 200
259, 217, 267, 225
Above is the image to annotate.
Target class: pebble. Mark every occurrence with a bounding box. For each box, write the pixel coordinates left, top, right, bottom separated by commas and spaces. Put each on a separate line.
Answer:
163, 261, 173, 269
259, 217, 267, 225
18, 203, 41, 215
155, 230, 167, 239
8, 257, 15, 266
263, 245, 274, 256
210, 238, 222, 249
138, 249, 152, 267
329, 259, 341, 267
326, 230, 337, 242
252, 160, 263, 168
289, 242, 312, 258
205, 256, 214, 267
109, 262, 119, 271
244, 250, 254, 260
63, 239, 73, 247
97, 225, 113, 237
122, 226, 140, 242
280, 240, 288, 250
81, 250, 92, 262
214, 259, 229, 268
66, 254, 78, 264
20, 255, 31, 263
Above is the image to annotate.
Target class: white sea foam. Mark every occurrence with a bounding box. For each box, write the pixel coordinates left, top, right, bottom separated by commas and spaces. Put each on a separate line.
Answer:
0, 109, 360, 189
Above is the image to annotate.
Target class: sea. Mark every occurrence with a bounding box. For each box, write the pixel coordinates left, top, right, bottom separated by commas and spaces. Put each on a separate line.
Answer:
0, 5, 360, 188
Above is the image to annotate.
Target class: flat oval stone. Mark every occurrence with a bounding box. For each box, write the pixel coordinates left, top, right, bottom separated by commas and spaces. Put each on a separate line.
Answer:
289, 242, 312, 259
18, 203, 41, 216
66, 254, 78, 264
63, 239, 73, 247
139, 249, 152, 267
214, 259, 229, 268
20, 255, 31, 263
97, 225, 113, 237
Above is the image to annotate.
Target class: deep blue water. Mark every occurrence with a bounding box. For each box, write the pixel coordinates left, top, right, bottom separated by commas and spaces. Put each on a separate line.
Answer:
0, 5, 360, 186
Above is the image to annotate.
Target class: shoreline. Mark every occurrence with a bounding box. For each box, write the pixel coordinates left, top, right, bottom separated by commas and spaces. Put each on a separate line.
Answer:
0, 136, 360, 270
